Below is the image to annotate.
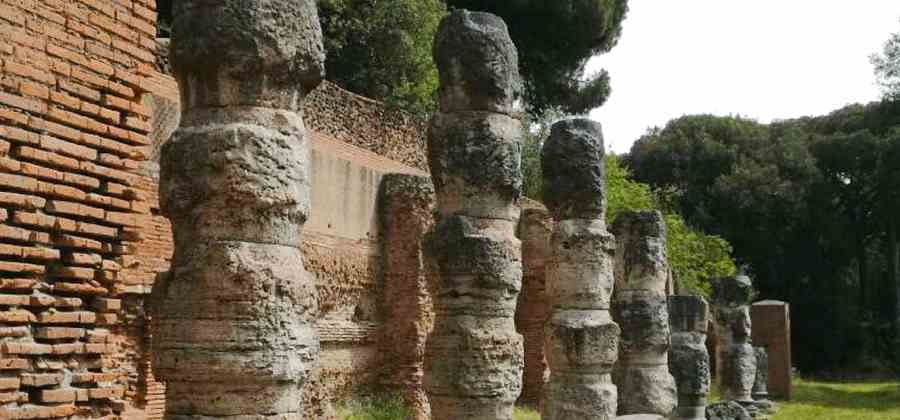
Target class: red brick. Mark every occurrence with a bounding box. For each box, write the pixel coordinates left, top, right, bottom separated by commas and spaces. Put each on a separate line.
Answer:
20, 373, 63, 387
19, 81, 50, 99
0, 294, 29, 306
50, 90, 81, 110
38, 388, 77, 403
0, 310, 37, 323
0, 359, 29, 370
0, 192, 45, 210
3, 59, 54, 85
0, 126, 40, 145
0, 91, 45, 114
54, 234, 103, 251
59, 79, 102, 101
2, 342, 52, 356
40, 135, 98, 160
34, 326, 85, 339
0, 377, 19, 390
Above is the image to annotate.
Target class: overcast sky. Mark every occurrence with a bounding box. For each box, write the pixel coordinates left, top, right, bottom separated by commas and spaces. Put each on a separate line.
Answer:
586, 1, 900, 153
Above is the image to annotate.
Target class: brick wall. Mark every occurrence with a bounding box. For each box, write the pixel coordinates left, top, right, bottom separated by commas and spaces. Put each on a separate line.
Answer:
305, 81, 429, 172
0, 0, 175, 418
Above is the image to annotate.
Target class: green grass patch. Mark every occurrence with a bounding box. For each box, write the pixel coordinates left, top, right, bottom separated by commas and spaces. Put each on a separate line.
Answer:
335, 395, 411, 420
771, 378, 900, 420
335, 379, 900, 420
513, 406, 541, 420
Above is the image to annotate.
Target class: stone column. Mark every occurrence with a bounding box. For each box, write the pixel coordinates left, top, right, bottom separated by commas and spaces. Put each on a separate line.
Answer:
669, 295, 711, 420
711, 276, 757, 411
516, 208, 552, 407
541, 119, 620, 420
149, 1, 325, 418
379, 174, 436, 420
611, 211, 677, 415
423, 10, 525, 420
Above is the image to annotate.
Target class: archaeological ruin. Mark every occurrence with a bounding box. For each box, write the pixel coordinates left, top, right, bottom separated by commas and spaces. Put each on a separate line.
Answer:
612, 210, 677, 416
0, 1, 794, 419
541, 118, 620, 419
424, 10, 525, 420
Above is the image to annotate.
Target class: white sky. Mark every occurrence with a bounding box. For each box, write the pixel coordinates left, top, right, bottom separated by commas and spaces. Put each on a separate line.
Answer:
586, 1, 900, 153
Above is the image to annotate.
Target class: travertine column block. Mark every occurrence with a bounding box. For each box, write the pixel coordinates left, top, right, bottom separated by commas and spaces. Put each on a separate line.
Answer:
711, 276, 757, 405
516, 208, 553, 407
424, 10, 525, 420
669, 295, 711, 420
150, 1, 325, 418
611, 211, 677, 415
541, 119, 620, 420
379, 174, 436, 420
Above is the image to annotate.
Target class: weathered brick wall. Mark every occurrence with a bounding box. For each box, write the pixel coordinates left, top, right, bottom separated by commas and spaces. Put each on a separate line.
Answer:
0, 0, 174, 418
305, 82, 429, 172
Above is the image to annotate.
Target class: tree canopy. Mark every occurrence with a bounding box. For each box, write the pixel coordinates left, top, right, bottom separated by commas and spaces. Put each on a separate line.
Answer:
317, 0, 446, 115
446, 0, 629, 115
872, 20, 900, 100
626, 105, 900, 373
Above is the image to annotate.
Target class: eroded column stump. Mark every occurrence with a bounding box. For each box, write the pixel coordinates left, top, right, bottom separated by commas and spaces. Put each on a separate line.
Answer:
541, 119, 620, 420
712, 275, 758, 416
669, 295, 711, 420
424, 10, 525, 420
611, 211, 677, 415
149, 1, 326, 418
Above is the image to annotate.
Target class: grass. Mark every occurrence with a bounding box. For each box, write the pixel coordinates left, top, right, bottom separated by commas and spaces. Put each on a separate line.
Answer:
335, 395, 410, 420
770, 378, 900, 420
336, 379, 900, 420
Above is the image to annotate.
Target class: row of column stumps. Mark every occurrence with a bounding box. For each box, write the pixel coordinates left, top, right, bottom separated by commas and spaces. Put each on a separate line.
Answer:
541, 119, 620, 419
424, 9, 525, 420
150, 0, 325, 418
611, 211, 677, 415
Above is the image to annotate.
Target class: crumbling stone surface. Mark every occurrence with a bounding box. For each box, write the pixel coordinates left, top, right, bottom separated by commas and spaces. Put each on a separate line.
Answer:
516, 207, 553, 407
669, 295, 711, 420
707, 401, 751, 420
424, 9, 525, 420
433, 11, 522, 114
611, 211, 676, 416
542, 119, 620, 420
170, 0, 325, 108
712, 275, 757, 403
379, 174, 436, 420
541, 119, 607, 221
150, 1, 324, 417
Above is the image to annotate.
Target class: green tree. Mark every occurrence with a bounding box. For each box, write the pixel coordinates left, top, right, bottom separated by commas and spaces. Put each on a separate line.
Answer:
445, 0, 629, 114
604, 155, 735, 296
317, 0, 445, 115
872, 20, 900, 100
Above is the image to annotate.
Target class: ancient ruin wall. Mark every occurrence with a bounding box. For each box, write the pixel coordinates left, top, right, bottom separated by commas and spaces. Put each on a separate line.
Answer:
305, 81, 428, 172
0, 0, 170, 418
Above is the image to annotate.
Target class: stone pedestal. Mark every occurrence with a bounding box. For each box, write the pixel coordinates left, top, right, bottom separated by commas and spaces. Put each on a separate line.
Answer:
149, 1, 325, 418
750, 301, 792, 400
541, 119, 620, 420
611, 211, 677, 416
423, 10, 525, 420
